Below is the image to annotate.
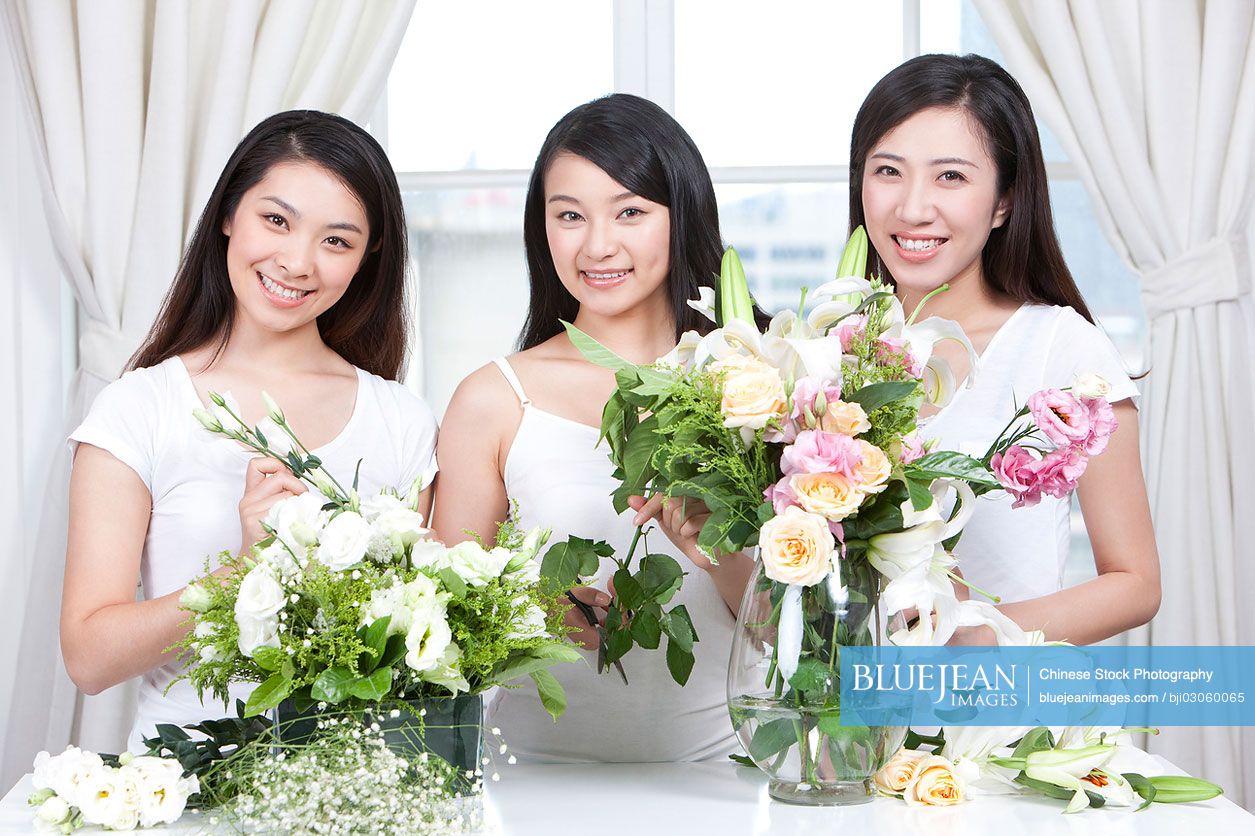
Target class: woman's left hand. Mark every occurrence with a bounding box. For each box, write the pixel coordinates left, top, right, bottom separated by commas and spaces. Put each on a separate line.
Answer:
627, 493, 714, 570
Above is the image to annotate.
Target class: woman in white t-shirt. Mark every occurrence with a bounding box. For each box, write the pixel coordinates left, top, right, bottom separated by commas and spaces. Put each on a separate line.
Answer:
62, 111, 438, 751
846, 55, 1160, 643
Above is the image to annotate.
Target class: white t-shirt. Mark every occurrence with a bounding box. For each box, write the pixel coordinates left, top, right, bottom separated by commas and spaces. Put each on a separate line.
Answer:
69, 356, 438, 752
918, 304, 1139, 606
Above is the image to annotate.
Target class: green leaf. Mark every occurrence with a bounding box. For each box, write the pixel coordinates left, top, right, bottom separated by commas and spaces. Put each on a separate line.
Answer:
378, 634, 408, 670
622, 415, 660, 493
612, 567, 645, 611
905, 451, 1000, 487
437, 568, 470, 599
310, 666, 356, 705
665, 637, 695, 686
1009, 726, 1055, 760
662, 607, 695, 653
747, 717, 797, 761
817, 709, 844, 737
488, 642, 584, 686
348, 667, 393, 701
359, 616, 392, 670
729, 753, 758, 769
562, 321, 632, 371
1017, 774, 1101, 806
243, 672, 292, 716
904, 476, 933, 512
630, 608, 662, 649
605, 622, 634, 665
633, 367, 679, 398
530, 669, 567, 721
252, 645, 286, 673
638, 553, 683, 602
845, 381, 919, 413
1123, 772, 1156, 810
668, 604, 700, 647
788, 658, 835, 695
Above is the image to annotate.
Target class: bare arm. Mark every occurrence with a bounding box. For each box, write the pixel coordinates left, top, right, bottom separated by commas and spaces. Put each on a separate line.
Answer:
954, 401, 1161, 644
61, 445, 192, 694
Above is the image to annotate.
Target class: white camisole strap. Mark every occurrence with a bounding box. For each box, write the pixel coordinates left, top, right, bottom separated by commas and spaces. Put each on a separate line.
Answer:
492, 357, 532, 408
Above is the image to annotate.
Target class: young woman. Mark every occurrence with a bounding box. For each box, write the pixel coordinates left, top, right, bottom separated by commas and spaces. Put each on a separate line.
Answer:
849, 54, 1160, 644
62, 111, 438, 752
433, 94, 751, 762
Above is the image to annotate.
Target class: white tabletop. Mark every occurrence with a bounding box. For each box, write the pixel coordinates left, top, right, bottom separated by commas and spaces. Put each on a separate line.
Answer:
4, 750, 1250, 834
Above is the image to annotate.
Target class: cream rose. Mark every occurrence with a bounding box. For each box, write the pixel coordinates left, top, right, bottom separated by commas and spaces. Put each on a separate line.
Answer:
903, 755, 966, 806
789, 472, 863, 521
758, 506, 835, 586
874, 748, 929, 795
819, 399, 871, 436
852, 441, 891, 494
710, 354, 787, 432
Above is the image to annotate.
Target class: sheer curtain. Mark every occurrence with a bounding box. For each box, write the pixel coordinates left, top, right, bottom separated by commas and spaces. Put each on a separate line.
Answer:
0, 0, 417, 789
974, 0, 1255, 807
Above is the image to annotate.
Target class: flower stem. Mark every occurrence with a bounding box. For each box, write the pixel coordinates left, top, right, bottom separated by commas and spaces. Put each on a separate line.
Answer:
907, 283, 950, 326
947, 570, 1001, 604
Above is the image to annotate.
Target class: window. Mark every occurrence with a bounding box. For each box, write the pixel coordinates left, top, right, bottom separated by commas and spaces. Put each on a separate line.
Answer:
382, 1, 1146, 583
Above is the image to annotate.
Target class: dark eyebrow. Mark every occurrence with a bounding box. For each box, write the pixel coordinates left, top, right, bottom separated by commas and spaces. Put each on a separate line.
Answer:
611, 191, 637, 202
870, 152, 904, 162
930, 157, 977, 167
262, 196, 361, 234
548, 194, 580, 205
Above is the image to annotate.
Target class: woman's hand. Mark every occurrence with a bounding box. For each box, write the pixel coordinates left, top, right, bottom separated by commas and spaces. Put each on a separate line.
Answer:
627, 494, 713, 569
238, 456, 307, 548
561, 586, 611, 650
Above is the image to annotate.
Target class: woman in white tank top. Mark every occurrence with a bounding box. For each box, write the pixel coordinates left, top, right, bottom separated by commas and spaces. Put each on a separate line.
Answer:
432, 95, 754, 762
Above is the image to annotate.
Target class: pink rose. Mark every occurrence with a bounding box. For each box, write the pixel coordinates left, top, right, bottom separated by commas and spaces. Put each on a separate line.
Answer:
835, 315, 868, 353
1027, 388, 1091, 448
991, 445, 1043, 508
783, 376, 843, 442
1032, 446, 1088, 499
1081, 396, 1118, 455
780, 430, 863, 479
899, 431, 927, 464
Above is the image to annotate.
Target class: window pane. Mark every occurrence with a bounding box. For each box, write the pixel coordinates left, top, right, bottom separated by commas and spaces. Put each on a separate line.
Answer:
404, 189, 528, 415
675, 1, 903, 167
388, 4, 613, 171
717, 183, 850, 311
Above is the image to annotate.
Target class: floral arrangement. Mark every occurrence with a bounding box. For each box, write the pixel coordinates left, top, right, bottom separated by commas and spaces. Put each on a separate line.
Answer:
27, 747, 198, 832
179, 393, 580, 720
874, 726, 1223, 813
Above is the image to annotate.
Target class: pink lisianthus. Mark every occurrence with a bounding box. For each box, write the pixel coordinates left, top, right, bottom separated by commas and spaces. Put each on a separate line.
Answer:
991, 445, 1043, 508
899, 431, 927, 464
1027, 388, 1091, 448
1032, 445, 1089, 499
783, 376, 843, 442
1080, 396, 1118, 455
764, 476, 799, 515
875, 337, 924, 377
780, 430, 863, 479
835, 315, 868, 353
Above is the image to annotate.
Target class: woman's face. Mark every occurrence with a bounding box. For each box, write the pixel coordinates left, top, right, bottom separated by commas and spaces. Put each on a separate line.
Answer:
543, 152, 672, 320
222, 161, 370, 335
860, 107, 1010, 301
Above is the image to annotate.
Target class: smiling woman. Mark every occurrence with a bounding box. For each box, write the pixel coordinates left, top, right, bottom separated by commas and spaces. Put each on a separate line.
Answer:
60, 111, 440, 753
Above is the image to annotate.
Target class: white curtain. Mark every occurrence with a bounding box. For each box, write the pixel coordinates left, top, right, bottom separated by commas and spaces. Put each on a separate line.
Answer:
974, 0, 1255, 808
0, 0, 417, 789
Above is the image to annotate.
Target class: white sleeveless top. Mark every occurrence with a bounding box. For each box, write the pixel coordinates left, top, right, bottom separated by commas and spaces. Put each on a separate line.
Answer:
485, 358, 739, 763
919, 304, 1139, 605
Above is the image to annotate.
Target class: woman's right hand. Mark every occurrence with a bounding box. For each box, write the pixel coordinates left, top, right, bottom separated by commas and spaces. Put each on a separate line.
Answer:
562, 586, 611, 650
238, 456, 307, 548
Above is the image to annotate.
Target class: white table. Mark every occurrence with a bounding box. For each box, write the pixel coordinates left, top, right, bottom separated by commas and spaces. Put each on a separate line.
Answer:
4, 750, 1251, 834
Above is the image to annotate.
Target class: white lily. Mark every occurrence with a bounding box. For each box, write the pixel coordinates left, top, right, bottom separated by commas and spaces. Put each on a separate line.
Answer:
776, 584, 805, 688
1021, 744, 1119, 813
659, 329, 703, 368
895, 316, 979, 408
687, 286, 718, 324
693, 318, 768, 370
868, 480, 975, 581
941, 725, 1033, 796
811, 275, 874, 304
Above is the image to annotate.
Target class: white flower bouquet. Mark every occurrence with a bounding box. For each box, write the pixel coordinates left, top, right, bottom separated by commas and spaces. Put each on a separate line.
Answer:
27, 747, 197, 832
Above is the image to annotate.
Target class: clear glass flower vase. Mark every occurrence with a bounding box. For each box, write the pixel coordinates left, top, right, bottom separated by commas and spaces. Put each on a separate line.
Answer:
726, 557, 905, 805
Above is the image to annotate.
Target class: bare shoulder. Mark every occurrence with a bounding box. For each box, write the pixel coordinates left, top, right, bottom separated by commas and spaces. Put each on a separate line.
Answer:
446, 361, 520, 417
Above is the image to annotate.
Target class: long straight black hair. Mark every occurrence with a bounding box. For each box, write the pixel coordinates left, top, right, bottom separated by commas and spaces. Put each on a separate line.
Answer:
518, 94, 726, 350
128, 110, 410, 378
849, 54, 1093, 323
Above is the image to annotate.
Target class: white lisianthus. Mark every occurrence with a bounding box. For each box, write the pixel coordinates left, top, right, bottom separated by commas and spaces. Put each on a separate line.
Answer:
35, 794, 71, 824
503, 557, 542, 585
261, 391, 285, 423
236, 614, 280, 658
265, 491, 328, 556
256, 540, 301, 579
422, 642, 471, 695
372, 507, 429, 547
443, 541, 512, 586
404, 602, 455, 675
254, 416, 294, 456
32, 747, 104, 809
360, 492, 406, 520
235, 566, 286, 621
364, 574, 442, 637
308, 467, 340, 499
179, 582, 213, 613
75, 765, 139, 830
122, 757, 199, 827
506, 601, 549, 642
1071, 372, 1112, 399
315, 511, 373, 571
207, 390, 243, 433
409, 538, 450, 572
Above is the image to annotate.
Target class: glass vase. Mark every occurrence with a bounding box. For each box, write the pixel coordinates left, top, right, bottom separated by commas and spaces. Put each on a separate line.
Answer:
727, 557, 906, 805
